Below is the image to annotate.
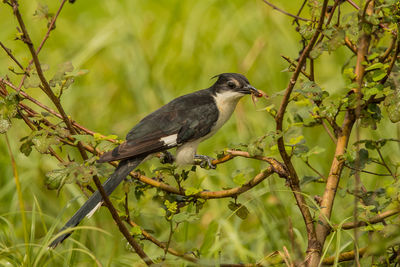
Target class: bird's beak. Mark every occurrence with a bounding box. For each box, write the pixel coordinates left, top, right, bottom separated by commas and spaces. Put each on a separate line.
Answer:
243, 85, 260, 96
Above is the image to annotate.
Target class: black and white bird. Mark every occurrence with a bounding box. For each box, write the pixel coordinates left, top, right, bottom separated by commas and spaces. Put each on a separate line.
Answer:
49, 73, 259, 248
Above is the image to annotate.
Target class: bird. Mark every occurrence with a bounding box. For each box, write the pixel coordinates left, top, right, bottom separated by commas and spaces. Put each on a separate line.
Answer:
49, 73, 259, 248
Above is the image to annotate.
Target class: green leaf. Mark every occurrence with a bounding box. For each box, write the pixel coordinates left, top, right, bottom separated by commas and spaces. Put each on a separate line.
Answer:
228, 201, 249, 220
365, 62, 384, 71
185, 187, 202, 196
301, 175, 321, 185
367, 52, 379, 60
130, 225, 142, 236
384, 92, 400, 123
45, 168, 69, 190
33, 3, 50, 20
358, 148, 370, 169
72, 134, 96, 146
49, 61, 74, 88
32, 135, 58, 154
164, 200, 177, 213
0, 119, 11, 134
19, 139, 33, 156
23, 74, 41, 89
232, 172, 247, 186
362, 224, 384, 232
372, 71, 387, 82
288, 135, 304, 146
173, 212, 199, 223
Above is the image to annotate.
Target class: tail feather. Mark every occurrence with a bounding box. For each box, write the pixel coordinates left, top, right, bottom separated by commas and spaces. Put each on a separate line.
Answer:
49, 156, 145, 248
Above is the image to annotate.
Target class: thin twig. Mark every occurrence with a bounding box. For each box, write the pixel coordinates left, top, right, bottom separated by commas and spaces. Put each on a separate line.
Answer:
376, 147, 396, 180
344, 164, 393, 177
345, 0, 360, 10
261, 0, 310, 22
0, 78, 117, 142
281, 55, 313, 80
16, 0, 68, 92
0, 41, 27, 74
321, 119, 337, 144
304, 160, 327, 180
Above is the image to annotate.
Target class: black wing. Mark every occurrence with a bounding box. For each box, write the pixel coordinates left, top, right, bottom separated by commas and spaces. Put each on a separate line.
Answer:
98, 89, 219, 163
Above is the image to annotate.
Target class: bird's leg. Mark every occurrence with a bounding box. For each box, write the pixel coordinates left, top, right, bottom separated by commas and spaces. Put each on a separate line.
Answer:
159, 151, 175, 164
194, 154, 216, 169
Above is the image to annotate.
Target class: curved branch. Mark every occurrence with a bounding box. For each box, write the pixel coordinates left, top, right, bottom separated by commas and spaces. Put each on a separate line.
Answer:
338, 208, 400, 230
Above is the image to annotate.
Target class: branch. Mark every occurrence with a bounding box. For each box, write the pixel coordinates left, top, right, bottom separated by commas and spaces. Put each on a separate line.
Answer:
0, 78, 117, 142
16, 0, 68, 92
274, 0, 330, 263
261, 0, 310, 22
90, 170, 154, 265
338, 208, 400, 230
375, 147, 396, 179
281, 55, 313, 80
322, 247, 367, 265
7, 2, 154, 265
313, 2, 374, 264
344, 164, 393, 177
0, 41, 27, 74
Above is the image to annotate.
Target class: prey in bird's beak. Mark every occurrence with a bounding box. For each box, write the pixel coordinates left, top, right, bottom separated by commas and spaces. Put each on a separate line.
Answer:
243, 85, 260, 96
247, 85, 268, 106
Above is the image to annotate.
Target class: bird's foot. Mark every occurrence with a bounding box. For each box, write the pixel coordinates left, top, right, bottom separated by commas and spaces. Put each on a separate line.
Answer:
194, 154, 216, 169
159, 151, 175, 164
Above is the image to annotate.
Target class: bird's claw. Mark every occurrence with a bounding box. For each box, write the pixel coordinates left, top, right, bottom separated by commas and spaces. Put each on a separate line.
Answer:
194, 155, 216, 169
159, 151, 175, 164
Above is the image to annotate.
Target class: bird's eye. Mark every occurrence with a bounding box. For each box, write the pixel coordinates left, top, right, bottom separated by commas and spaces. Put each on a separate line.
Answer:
227, 81, 236, 89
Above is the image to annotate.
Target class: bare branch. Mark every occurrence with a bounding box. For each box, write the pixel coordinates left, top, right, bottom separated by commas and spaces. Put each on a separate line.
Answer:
322, 247, 367, 265
338, 208, 400, 230
0, 41, 27, 74
261, 0, 310, 22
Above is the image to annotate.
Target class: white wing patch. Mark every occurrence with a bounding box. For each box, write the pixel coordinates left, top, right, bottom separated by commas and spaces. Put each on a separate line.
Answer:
86, 201, 103, 218
160, 134, 178, 146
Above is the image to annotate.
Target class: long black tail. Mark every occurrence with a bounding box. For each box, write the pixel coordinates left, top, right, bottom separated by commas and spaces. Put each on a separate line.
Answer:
49, 156, 146, 248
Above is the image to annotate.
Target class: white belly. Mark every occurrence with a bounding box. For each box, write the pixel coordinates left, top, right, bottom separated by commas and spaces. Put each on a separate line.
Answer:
175, 90, 243, 166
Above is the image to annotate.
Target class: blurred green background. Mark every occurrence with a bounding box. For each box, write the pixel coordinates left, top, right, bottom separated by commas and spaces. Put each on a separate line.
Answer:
0, 0, 398, 266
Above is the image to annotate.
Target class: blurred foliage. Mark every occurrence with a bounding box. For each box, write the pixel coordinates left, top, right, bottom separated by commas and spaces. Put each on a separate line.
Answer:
0, 0, 400, 266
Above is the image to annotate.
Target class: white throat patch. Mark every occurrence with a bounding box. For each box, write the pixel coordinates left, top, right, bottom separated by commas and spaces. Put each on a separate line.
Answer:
212, 90, 244, 132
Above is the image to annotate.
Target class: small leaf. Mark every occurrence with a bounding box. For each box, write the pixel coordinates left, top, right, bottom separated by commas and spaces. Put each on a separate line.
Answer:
33, 3, 50, 20
301, 175, 321, 185
185, 187, 202, 196
384, 92, 400, 123
164, 200, 177, 214
365, 62, 384, 71
23, 74, 41, 89
45, 168, 68, 190
0, 119, 11, 134
130, 225, 142, 236
20, 139, 33, 156
232, 172, 247, 186
372, 71, 387, 82
288, 135, 305, 146
228, 201, 249, 220
173, 213, 199, 223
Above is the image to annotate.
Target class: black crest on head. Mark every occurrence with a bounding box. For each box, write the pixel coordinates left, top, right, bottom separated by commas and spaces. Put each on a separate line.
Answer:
211, 73, 251, 93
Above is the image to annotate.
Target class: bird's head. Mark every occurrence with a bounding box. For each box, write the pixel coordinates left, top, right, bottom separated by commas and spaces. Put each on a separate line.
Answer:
211, 73, 260, 97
